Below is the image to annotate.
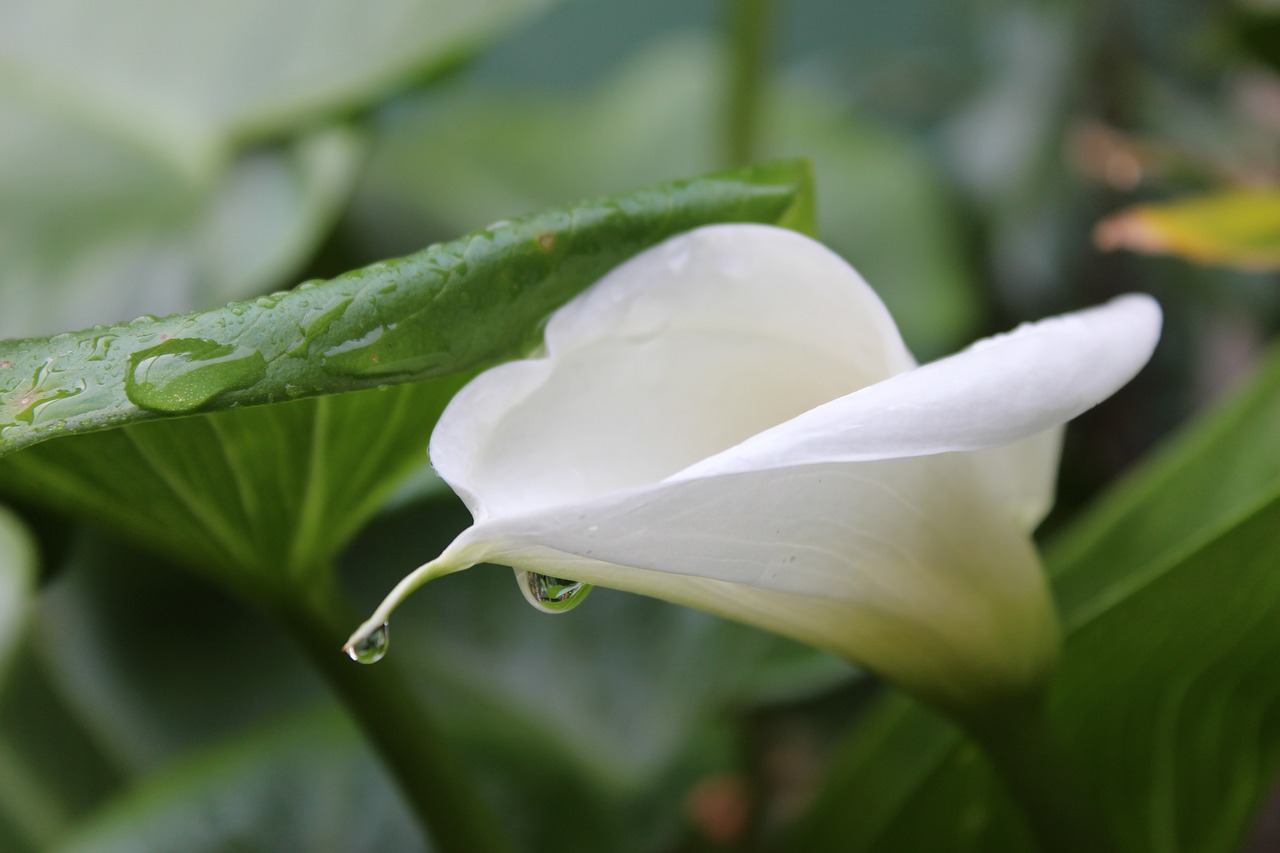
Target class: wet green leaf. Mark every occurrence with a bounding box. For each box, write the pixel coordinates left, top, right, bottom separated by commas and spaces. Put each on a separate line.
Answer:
0, 161, 811, 458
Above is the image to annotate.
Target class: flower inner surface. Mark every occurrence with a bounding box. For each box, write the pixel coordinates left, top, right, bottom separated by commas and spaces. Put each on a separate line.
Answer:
431, 225, 917, 521
469, 330, 887, 516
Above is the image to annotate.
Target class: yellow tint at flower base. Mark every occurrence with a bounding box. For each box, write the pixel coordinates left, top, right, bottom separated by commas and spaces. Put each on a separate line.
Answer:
1095, 189, 1280, 270
346, 224, 1162, 719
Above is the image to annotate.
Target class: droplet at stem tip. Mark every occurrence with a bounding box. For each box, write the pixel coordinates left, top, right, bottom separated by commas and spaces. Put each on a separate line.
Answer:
342, 552, 470, 658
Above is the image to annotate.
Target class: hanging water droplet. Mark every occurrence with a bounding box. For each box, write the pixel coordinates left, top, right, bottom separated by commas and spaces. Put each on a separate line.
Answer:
346, 622, 390, 664
518, 571, 592, 614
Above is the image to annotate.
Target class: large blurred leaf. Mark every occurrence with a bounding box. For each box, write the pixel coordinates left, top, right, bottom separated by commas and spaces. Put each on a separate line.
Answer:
52, 710, 427, 853
790, 344, 1280, 852
0, 0, 554, 154
1095, 190, 1280, 271
349, 36, 977, 354
0, 642, 126, 853
0, 98, 364, 339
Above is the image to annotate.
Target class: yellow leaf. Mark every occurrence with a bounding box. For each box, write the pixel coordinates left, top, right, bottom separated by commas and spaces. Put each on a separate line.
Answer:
1094, 190, 1280, 270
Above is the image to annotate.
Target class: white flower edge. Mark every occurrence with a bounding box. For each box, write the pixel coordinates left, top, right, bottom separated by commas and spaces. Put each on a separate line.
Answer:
345, 224, 1161, 709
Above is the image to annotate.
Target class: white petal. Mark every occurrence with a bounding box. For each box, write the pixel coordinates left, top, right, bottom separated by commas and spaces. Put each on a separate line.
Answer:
971, 427, 1064, 531
429, 224, 916, 522
672, 294, 1161, 480
457, 452, 1058, 706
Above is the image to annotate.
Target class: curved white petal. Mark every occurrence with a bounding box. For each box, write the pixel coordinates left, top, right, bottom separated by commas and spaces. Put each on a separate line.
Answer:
444, 452, 1058, 708
430, 224, 916, 522
972, 427, 1064, 530
673, 294, 1161, 481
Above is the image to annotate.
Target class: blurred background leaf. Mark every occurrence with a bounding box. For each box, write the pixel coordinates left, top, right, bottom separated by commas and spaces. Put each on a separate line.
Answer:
51, 711, 429, 853
0, 107, 363, 340
1096, 190, 1280, 270
0, 0, 557, 151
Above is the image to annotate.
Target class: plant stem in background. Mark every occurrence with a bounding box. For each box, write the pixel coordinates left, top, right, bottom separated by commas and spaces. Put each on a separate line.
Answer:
964, 697, 1116, 853
271, 577, 513, 853
724, 0, 776, 167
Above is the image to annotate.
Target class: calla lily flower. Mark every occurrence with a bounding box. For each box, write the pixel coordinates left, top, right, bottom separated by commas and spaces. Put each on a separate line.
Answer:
346, 224, 1161, 713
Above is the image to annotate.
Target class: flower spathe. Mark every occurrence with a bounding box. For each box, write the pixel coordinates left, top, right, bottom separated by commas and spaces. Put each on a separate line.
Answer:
347, 224, 1161, 713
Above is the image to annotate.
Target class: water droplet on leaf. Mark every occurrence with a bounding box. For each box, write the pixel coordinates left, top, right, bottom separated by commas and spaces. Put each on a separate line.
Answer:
347, 623, 389, 664
14, 380, 85, 425
322, 325, 385, 359
518, 571, 592, 614
125, 338, 267, 413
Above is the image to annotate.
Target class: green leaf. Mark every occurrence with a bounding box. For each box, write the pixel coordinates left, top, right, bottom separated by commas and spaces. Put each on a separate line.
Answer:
0, 379, 466, 590
0, 161, 811, 459
348, 36, 978, 354
1095, 190, 1280, 271
51, 710, 427, 853
31, 534, 328, 769
790, 344, 1280, 852
0, 643, 127, 853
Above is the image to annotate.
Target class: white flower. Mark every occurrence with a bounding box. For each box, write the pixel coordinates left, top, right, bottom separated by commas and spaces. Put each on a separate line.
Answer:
347, 224, 1161, 713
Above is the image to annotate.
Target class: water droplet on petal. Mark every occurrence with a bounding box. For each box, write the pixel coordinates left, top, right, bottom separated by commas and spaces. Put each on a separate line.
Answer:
346, 623, 390, 664
518, 571, 592, 614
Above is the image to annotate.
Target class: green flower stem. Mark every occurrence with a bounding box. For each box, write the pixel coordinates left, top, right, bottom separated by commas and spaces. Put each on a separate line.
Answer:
269, 576, 513, 853
962, 697, 1116, 853
723, 0, 775, 167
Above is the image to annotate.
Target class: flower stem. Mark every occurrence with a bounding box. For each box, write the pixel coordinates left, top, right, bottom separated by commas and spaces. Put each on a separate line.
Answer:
962, 697, 1116, 853
723, 0, 775, 167
269, 577, 513, 853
